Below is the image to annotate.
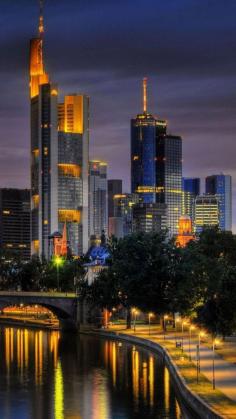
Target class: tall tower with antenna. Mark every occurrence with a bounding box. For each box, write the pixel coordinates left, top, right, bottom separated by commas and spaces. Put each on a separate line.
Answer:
30, 0, 58, 258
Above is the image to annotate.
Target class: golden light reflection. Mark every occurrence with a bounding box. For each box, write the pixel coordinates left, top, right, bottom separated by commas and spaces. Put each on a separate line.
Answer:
24, 329, 29, 369
132, 348, 140, 404
149, 355, 154, 406
112, 342, 117, 387
5, 328, 10, 375
54, 361, 64, 419
164, 367, 170, 412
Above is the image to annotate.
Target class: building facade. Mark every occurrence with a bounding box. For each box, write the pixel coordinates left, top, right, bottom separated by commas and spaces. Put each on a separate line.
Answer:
182, 177, 200, 221
205, 174, 232, 231
89, 161, 108, 239
58, 95, 89, 255
132, 202, 167, 233
156, 135, 182, 236
0, 189, 30, 259
113, 193, 140, 236
108, 179, 122, 218
194, 194, 219, 234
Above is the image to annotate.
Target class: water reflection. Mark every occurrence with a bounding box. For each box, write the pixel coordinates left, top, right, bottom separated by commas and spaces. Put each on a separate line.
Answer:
0, 327, 184, 418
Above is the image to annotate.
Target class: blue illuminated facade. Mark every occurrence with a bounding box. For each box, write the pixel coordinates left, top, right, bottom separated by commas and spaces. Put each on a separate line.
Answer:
205, 174, 232, 231
131, 114, 167, 203
182, 177, 200, 221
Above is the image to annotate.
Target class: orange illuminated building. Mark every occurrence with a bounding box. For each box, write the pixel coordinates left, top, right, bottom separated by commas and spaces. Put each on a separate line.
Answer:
50, 224, 68, 257
176, 215, 195, 247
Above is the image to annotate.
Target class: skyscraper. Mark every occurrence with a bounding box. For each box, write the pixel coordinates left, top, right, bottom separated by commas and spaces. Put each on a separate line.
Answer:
113, 193, 140, 236
182, 177, 200, 221
205, 174, 232, 231
89, 161, 108, 239
131, 78, 167, 204
132, 203, 167, 234
156, 135, 182, 236
108, 179, 122, 218
0, 189, 30, 260
30, 5, 58, 258
131, 79, 182, 236
194, 195, 219, 234
58, 95, 89, 255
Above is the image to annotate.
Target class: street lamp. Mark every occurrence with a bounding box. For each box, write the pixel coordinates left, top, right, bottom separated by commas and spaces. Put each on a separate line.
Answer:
188, 325, 195, 360
198, 330, 206, 374
212, 338, 220, 390
181, 321, 187, 352
163, 315, 169, 340
148, 312, 154, 335
54, 256, 64, 291
132, 308, 139, 332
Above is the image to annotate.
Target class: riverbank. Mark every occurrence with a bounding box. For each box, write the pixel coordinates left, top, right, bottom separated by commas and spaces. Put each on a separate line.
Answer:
0, 316, 59, 330
83, 326, 236, 419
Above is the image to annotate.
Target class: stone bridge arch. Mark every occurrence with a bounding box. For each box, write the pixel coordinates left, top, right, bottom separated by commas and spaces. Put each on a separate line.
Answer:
0, 292, 80, 331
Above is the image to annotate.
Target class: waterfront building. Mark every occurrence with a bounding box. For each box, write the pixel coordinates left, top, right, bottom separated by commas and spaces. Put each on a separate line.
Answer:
108, 179, 122, 218
0, 189, 30, 259
30, 5, 58, 258
58, 94, 89, 255
182, 178, 200, 221
176, 215, 195, 247
113, 193, 140, 236
205, 174, 232, 231
131, 78, 167, 204
132, 202, 167, 233
89, 161, 108, 239
156, 135, 182, 236
194, 194, 219, 234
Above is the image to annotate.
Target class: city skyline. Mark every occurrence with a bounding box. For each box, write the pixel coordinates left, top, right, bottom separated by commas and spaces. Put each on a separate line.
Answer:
0, 0, 236, 229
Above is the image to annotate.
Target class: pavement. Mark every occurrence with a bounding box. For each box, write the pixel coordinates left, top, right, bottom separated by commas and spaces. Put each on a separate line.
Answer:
111, 324, 236, 404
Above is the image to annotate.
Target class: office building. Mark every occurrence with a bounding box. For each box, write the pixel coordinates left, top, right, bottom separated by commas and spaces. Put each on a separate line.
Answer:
182, 178, 200, 221
176, 215, 195, 247
30, 5, 58, 258
58, 94, 89, 255
0, 189, 30, 259
89, 161, 108, 239
194, 195, 219, 234
113, 193, 140, 236
108, 179, 122, 218
156, 135, 182, 236
108, 217, 124, 239
205, 174, 232, 231
131, 78, 167, 203
132, 203, 167, 233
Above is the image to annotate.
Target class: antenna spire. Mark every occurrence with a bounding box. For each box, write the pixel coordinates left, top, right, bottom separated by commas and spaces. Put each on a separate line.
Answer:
143, 77, 147, 113
38, 0, 44, 37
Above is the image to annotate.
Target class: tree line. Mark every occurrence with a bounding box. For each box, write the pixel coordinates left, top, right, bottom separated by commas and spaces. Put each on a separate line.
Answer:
78, 228, 236, 337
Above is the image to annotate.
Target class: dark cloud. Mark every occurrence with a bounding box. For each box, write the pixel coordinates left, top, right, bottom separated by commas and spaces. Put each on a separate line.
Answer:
0, 0, 236, 228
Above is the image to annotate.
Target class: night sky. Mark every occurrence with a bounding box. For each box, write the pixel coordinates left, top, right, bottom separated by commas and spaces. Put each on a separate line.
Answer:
1, 0, 236, 229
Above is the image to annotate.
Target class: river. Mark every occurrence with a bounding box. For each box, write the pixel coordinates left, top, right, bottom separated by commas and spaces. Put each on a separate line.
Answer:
0, 326, 189, 419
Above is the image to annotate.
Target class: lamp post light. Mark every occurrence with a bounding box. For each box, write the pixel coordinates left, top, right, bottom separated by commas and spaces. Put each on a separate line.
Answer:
132, 308, 139, 332
148, 313, 154, 335
212, 338, 220, 390
54, 256, 64, 291
181, 321, 187, 352
198, 331, 206, 373
189, 325, 195, 360
163, 315, 169, 340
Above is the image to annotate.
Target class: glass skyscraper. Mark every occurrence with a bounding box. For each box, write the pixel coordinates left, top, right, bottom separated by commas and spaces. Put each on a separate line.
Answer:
194, 195, 219, 234
205, 174, 232, 231
89, 161, 108, 239
58, 95, 89, 256
156, 135, 182, 236
131, 79, 182, 236
182, 177, 200, 221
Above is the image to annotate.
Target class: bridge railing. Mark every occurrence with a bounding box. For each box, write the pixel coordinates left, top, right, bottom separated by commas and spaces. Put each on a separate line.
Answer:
0, 292, 77, 298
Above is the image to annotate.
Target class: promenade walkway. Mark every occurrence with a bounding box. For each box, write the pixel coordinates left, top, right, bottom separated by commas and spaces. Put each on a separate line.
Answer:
110, 325, 236, 407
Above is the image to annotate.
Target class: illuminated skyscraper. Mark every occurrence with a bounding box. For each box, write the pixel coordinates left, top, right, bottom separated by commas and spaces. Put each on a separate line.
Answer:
132, 203, 167, 233
205, 174, 232, 231
89, 161, 108, 239
131, 79, 182, 236
108, 180, 122, 218
182, 177, 200, 221
156, 135, 182, 236
131, 78, 167, 203
58, 95, 89, 255
113, 193, 140, 236
30, 3, 58, 258
194, 195, 219, 234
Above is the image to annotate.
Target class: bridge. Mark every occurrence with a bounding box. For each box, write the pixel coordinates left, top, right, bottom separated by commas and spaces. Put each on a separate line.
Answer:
0, 292, 85, 331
